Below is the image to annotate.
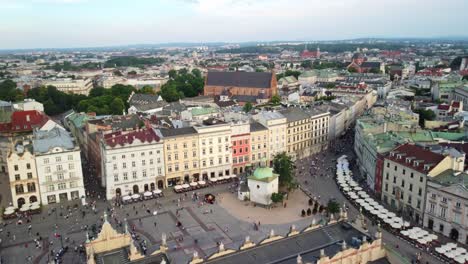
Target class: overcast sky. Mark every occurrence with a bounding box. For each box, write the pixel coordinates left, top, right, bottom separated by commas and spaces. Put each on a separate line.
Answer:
0, 0, 467, 49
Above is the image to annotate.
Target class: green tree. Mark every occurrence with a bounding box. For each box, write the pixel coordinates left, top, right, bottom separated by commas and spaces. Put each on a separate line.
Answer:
89, 87, 108, 97
271, 193, 284, 203
414, 109, 436, 128
327, 200, 340, 215
273, 152, 294, 187
138, 85, 155, 95
243, 102, 253, 113
160, 83, 182, 102
270, 94, 281, 104
110, 98, 125, 115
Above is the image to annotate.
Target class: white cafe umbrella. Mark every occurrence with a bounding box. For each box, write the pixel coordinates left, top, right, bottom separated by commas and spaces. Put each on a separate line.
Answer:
343, 187, 351, 192
355, 198, 364, 203
6, 206, 16, 211
30, 204, 40, 210
370, 209, 380, 215
354, 186, 363, 191
384, 218, 393, 224
153, 189, 162, 194
364, 205, 374, 211
427, 234, 437, 240
209, 178, 218, 182
131, 194, 140, 199
174, 185, 182, 190
144, 191, 153, 197
3, 209, 15, 215
419, 230, 429, 236
403, 221, 411, 227
349, 182, 358, 187
360, 193, 370, 199
340, 183, 349, 188
409, 233, 419, 240
386, 212, 396, 218
20, 206, 30, 212
400, 230, 409, 236
453, 248, 467, 255
374, 205, 384, 210
182, 184, 190, 189
454, 255, 466, 264
198, 181, 206, 185
122, 196, 132, 201
190, 182, 198, 187
357, 191, 366, 196
377, 213, 387, 219
445, 251, 458, 259
435, 247, 448, 254
417, 238, 427, 244
446, 243, 457, 249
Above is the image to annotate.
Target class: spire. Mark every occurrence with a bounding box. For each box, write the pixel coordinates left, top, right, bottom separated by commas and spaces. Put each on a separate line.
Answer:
86, 231, 90, 243
297, 254, 303, 264
342, 240, 347, 250
124, 218, 129, 234
103, 211, 108, 223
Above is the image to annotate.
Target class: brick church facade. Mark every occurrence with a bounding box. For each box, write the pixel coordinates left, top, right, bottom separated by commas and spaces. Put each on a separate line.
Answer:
203, 71, 277, 104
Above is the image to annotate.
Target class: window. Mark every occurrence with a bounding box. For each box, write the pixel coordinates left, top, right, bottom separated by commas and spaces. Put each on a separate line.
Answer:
418, 188, 422, 196
132, 171, 137, 179
184, 152, 188, 159
183, 143, 187, 148
15, 174, 20, 181
15, 184, 24, 194
401, 180, 405, 188
112, 156, 116, 160
393, 176, 396, 184
225, 156, 229, 163
27, 172, 32, 179
193, 151, 197, 157
123, 172, 128, 180
55, 156, 61, 162
44, 158, 49, 164
175, 164, 179, 171
410, 172, 413, 178
454, 213, 461, 224
409, 183, 413, 192
218, 157, 222, 164
440, 207, 446, 218
416, 200, 421, 209
157, 167, 162, 175
27, 183, 36, 192
69, 163, 74, 170
14, 165, 18, 171
384, 184, 388, 192
26, 163, 31, 170
442, 197, 447, 203
56, 164, 63, 171
210, 158, 214, 166
142, 170, 147, 177
58, 183, 66, 190
46, 175, 52, 182
419, 176, 423, 183
114, 174, 119, 182
132, 161, 136, 167
141, 152, 145, 156
456, 202, 461, 208
386, 162, 389, 168
142, 160, 146, 166
174, 154, 178, 160
185, 163, 189, 170
149, 151, 153, 155
122, 163, 127, 169
113, 164, 117, 170
150, 159, 154, 165
47, 185, 55, 192
45, 166, 51, 173
58, 173, 64, 180
193, 162, 197, 168
70, 181, 77, 188
209, 148, 213, 154
439, 224, 444, 232
402, 169, 405, 175
394, 165, 397, 171
168, 165, 172, 172
429, 203, 435, 213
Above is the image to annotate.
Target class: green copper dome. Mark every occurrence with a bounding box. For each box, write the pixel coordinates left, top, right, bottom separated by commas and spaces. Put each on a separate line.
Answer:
253, 167, 274, 179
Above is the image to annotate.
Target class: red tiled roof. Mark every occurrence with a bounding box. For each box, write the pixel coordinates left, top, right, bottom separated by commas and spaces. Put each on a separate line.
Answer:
301, 50, 319, 58
437, 104, 450, 110
452, 101, 460, 108
386, 144, 445, 174
104, 128, 160, 147
0, 110, 48, 133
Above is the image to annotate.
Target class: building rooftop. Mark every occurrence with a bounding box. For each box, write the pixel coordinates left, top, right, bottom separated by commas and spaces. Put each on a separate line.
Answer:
431, 169, 468, 188
33, 127, 76, 154
280, 108, 310, 122
250, 121, 268, 132
158, 127, 197, 137
205, 223, 373, 264
206, 71, 273, 89
387, 144, 445, 174
103, 128, 160, 148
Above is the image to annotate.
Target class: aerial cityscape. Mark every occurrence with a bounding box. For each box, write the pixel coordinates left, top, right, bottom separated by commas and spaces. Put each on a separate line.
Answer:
1, 0, 468, 264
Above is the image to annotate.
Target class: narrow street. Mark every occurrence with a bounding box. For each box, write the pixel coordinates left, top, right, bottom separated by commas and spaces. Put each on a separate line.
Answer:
294, 129, 444, 264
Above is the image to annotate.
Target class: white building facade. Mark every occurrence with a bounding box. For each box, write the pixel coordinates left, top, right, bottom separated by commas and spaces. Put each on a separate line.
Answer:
34, 128, 85, 205
254, 112, 287, 163
100, 128, 165, 200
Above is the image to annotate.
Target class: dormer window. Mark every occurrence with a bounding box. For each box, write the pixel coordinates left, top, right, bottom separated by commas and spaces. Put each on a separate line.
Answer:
424, 164, 430, 171
413, 161, 419, 166
390, 152, 395, 157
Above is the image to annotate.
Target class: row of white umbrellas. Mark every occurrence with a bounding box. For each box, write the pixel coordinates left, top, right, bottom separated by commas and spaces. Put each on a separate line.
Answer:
122, 190, 162, 201
337, 156, 410, 230
400, 227, 438, 244
435, 243, 468, 263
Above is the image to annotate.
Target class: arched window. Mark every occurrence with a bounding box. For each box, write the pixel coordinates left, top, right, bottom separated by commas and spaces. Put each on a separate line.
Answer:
15, 184, 24, 194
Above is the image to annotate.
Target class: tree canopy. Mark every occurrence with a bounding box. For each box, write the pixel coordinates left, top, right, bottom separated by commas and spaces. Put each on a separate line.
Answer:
243, 102, 253, 113
104, 56, 165, 68
414, 108, 436, 128
273, 152, 294, 188
159, 68, 204, 102
0, 79, 24, 102
276, 70, 301, 80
